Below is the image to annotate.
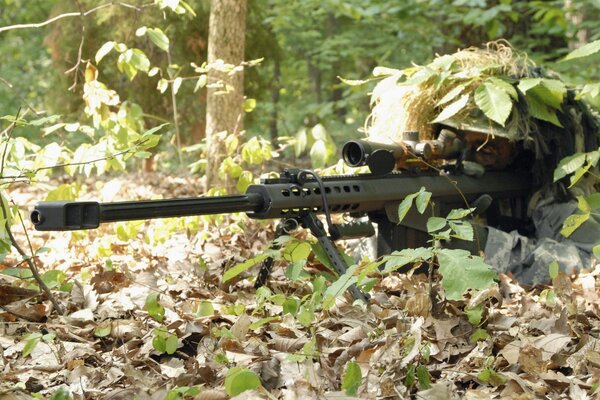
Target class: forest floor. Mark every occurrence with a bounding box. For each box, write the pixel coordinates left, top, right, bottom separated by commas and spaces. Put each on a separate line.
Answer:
0, 172, 599, 400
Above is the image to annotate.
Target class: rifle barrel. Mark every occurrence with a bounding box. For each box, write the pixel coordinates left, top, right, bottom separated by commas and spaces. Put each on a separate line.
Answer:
31, 194, 264, 231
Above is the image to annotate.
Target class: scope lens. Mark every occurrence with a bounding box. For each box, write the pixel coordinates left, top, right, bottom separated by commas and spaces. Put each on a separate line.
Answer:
342, 141, 365, 167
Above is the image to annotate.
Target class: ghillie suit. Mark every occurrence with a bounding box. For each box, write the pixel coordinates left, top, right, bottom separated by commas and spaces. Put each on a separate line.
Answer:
367, 42, 599, 185
365, 42, 600, 284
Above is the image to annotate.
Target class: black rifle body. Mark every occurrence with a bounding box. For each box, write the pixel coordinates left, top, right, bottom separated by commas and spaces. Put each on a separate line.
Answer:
32, 170, 529, 235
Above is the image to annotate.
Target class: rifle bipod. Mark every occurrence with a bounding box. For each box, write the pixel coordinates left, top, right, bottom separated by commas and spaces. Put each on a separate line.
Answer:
254, 213, 372, 303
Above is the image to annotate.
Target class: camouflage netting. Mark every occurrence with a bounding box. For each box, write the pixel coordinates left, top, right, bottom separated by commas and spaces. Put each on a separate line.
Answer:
365, 41, 600, 186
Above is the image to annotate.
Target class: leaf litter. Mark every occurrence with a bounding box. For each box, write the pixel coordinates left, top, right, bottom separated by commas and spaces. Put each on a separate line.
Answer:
0, 172, 599, 399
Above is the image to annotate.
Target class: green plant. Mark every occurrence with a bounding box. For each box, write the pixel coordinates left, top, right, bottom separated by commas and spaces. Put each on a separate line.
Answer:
152, 326, 179, 355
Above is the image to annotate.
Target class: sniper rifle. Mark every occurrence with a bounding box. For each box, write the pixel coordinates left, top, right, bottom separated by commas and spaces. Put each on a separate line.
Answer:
31, 133, 531, 302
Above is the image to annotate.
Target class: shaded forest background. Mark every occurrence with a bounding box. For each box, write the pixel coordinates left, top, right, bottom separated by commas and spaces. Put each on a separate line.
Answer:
1, 0, 599, 172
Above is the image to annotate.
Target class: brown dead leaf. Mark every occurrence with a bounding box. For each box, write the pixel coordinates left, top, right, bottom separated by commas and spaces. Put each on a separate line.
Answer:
91, 270, 130, 294
0, 285, 41, 305
66, 359, 85, 370
406, 292, 431, 317
2, 300, 48, 322
519, 345, 547, 375
552, 272, 573, 300
269, 335, 308, 353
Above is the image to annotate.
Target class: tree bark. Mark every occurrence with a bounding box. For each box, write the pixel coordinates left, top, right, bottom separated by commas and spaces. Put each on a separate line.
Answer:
205, 0, 247, 190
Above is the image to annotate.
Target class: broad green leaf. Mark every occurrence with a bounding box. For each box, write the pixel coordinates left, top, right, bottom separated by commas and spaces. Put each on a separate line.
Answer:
517, 78, 542, 93
243, 98, 256, 113
236, 170, 254, 193
427, 217, 447, 233
397, 192, 418, 223
469, 328, 490, 343
249, 317, 279, 330
416, 365, 431, 390
95, 41, 115, 63
129, 49, 150, 73
560, 213, 589, 237
488, 77, 518, 99
416, 189, 432, 214
338, 76, 371, 86
172, 77, 182, 95
296, 305, 314, 327
224, 367, 261, 396
449, 221, 474, 241
22, 333, 42, 357
586, 193, 600, 210
446, 208, 474, 220
594, 244, 600, 259
474, 82, 513, 126
223, 253, 269, 282
478, 368, 506, 386
285, 260, 309, 281
562, 39, 600, 61
165, 334, 178, 354
197, 301, 214, 317
373, 66, 401, 77
152, 335, 166, 353
432, 94, 470, 124
323, 264, 359, 309
437, 249, 496, 300
382, 247, 433, 273
465, 305, 484, 325
283, 297, 300, 315
135, 26, 147, 36
549, 261, 559, 279
157, 79, 168, 93
577, 196, 592, 213
436, 84, 466, 106
523, 92, 562, 127
194, 75, 207, 93
539, 79, 566, 109
554, 153, 587, 182
283, 241, 312, 262
310, 140, 328, 168
341, 361, 362, 396
145, 292, 165, 322
147, 28, 170, 52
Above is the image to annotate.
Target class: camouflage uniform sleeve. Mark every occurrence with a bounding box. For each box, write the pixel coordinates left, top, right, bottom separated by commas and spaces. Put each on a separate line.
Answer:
484, 226, 593, 286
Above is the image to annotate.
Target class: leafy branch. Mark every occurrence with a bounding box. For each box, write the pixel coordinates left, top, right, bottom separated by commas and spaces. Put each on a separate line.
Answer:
0, 113, 63, 315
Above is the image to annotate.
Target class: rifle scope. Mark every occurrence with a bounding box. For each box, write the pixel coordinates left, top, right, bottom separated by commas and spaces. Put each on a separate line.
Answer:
342, 140, 405, 175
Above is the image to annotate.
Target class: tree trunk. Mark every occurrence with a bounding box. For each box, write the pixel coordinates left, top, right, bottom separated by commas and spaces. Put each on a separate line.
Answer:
269, 58, 280, 143
205, 0, 247, 190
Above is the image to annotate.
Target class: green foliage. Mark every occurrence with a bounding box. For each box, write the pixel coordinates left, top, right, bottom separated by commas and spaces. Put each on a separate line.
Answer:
152, 327, 179, 355
165, 386, 200, 400
341, 360, 362, 396
145, 292, 165, 322
224, 366, 262, 396
437, 250, 497, 301
21, 331, 55, 357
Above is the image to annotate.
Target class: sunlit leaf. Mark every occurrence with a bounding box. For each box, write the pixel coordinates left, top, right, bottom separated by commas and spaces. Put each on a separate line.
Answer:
147, 27, 170, 52
432, 93, 470, 124
224, 367, 261, 396
145, 292, 165, 322
95, 41, 115, 63
474, 82, 513, 126
562, 39, 600, 61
